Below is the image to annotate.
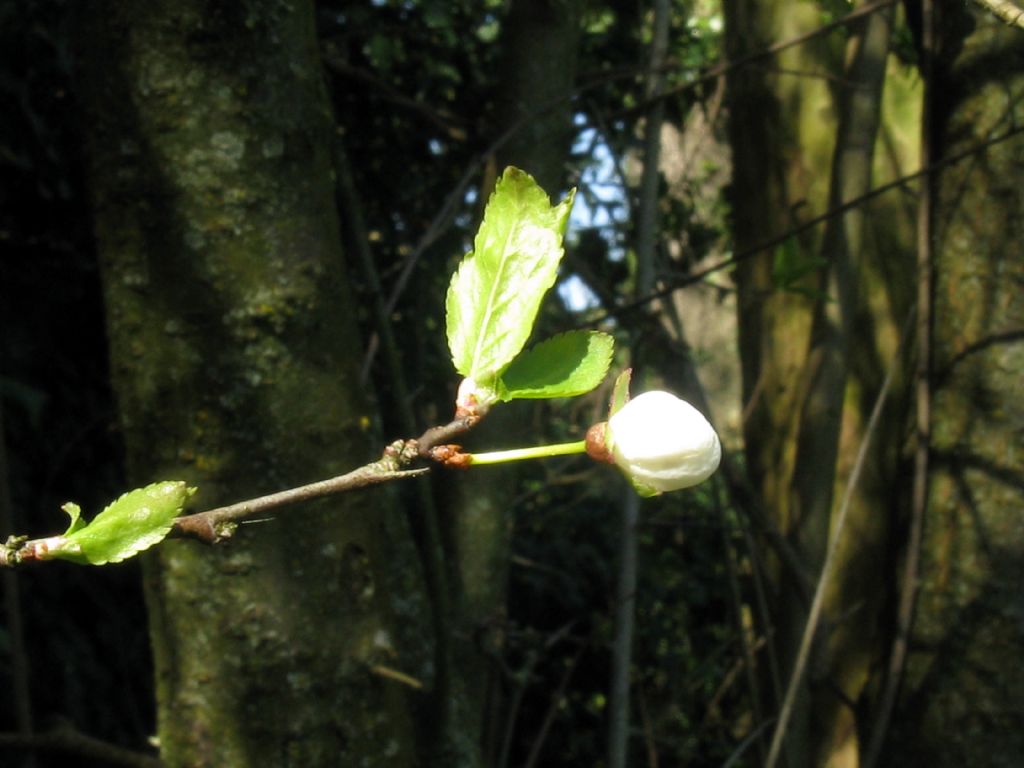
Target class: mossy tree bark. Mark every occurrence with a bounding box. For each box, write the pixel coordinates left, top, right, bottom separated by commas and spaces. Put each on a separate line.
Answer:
80, 2, 426, 765
724, 1, 917, 764
885, 6, 1024, 765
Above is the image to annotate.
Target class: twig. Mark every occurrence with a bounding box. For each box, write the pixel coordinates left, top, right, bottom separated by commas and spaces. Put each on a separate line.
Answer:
369, 664, 424, 690
719, 482, 766, 765
604, 124, 1024, 324
607, 489, 640, 768
973, 0, 1024, 28
637, 686, 660, 768
321, 44, 468, 141
173, 413, 481, 543
494, 621, 577, 768
764, 309, 912, 768
522, 643, 586, 768
2, 415, 480, 561
721, 718, 776, 768
172, 454, 430, 543
608, 5, 670, 764
610, 0, 899, 122
0, 398, 35, 765
864, 0, 935, 762
0, 720, 161, 768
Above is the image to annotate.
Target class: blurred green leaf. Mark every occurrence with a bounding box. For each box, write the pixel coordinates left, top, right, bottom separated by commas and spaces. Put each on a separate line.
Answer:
609, 367, 632, 417
771, 235, 829, 299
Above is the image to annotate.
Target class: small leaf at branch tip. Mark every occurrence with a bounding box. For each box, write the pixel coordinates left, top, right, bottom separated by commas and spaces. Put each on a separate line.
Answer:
55, 481, 196, 565
61, 502, 86, 535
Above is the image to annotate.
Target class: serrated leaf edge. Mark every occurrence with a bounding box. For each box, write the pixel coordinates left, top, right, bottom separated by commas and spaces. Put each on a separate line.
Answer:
445, 167, 576, 380
496, 330, 614, 401
64, 481, 195, 565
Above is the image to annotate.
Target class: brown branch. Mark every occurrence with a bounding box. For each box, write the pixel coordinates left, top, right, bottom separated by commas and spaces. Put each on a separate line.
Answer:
2, 416, 480, 560
0, 720, 161, 768
764, 309, 913, 768
321, 42, 468, 141
414, 415, 478, 454
519, 631, 586, 768
721, 491, 767, 764
973, 0, 1024, 28
711, 0, 898, 75
864, 0, 935, 763
0, 398, 34, 754
610, 0, 900, 120
171, 454, 430, 544
603, 123, 1024, 324
172, 413, 482, 544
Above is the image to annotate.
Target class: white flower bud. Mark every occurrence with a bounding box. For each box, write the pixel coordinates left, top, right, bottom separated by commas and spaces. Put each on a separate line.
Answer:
606, 391, 721, 493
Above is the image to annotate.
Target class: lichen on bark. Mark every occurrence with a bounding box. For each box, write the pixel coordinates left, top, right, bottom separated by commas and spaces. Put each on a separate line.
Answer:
889, 8, 1024, 765
79, 1, 425, 765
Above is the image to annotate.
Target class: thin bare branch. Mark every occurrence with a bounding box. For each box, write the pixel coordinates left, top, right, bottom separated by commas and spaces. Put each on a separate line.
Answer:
607, 3, 670, 766
720, 485, 766, 765
0, 398, 35, 763
522, 644, 587, 768
172, 457, 429, 543
722, 719, 776, 768
606, 124, 1024, 324
764, 310, 913, 768
321, 43, 468, 141
1, 413, 482, 562
0, 720, 161, 768
864, 0, 936, 762
172, 412, 483, 544
973, 0, 1024, 28
613, 0, 900, 120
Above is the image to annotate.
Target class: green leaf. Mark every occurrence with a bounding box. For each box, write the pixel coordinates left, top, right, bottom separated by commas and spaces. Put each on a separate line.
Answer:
497, 331, 614, 401
446, 167, 575, 388
771, 236, 829, 300
609, 368, 632, 417
61, 502, 87, 535
54, 481, 195, 565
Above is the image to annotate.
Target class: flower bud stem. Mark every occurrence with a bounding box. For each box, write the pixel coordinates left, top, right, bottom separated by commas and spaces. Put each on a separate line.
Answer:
468, 440, 587, 466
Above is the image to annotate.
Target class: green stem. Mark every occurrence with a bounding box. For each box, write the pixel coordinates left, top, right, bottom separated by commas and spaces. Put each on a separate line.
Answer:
469, 440, 587, 466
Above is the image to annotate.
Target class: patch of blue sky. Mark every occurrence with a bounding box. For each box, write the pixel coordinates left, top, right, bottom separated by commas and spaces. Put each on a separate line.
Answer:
559, 121, 629, 312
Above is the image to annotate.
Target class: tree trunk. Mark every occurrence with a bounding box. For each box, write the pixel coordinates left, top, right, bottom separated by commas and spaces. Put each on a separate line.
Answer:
886, 5, 1024, 764
724, 4, 844, 764
79, 2, 424, 765
724, 2, 917, 765
492, 0, 582, 193
796, 6, 895, 766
